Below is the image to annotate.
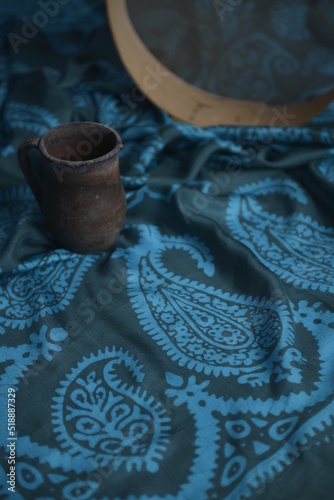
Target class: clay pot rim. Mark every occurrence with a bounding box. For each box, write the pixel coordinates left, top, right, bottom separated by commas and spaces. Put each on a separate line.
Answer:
38, 121, 123, 169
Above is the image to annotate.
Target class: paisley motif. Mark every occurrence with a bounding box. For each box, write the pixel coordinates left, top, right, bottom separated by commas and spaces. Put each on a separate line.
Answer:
16, 463, 44, 491
0, 325, 69, 454
114, 225, 299, 386
2, 1, 334, 497
4, 101, 59, 135
4, 0, 105, 54
0, 250, 97, 330
317, 156, 334, 183
212, 34, 299, 103
226, 177, 334, 292
52, 347, 171, 473
166, 320, 334, 500
270, 1, 311, 41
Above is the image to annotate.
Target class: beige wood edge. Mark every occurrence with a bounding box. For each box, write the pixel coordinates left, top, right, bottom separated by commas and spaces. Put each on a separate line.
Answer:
106, 0, 334, 127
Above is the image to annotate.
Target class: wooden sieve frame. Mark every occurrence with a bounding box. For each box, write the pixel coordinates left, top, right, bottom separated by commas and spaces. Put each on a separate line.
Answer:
106, 0, 334, 127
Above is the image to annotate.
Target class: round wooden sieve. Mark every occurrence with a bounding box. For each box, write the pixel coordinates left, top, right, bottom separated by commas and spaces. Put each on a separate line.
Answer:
106, 0, 334, 127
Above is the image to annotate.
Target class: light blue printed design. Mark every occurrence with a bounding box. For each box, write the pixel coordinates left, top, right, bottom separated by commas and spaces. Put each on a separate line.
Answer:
72, 87, 95, 109
309, 100, 334, 125
0, 325, 67, 499
0, 325, 68, 446
1, 145, 15, 158
16, 463, 44, 491
0, 250, 97, 330
226, 177, 334, 292
165, 300, 334, 500
3, 233, 332, 499
3, 0, 105, 55
61, 480, 99, 500
42, 2, 105, 54
4, 102, 59, 135
114, 225, 302, 386
165, 373, 334, 499
0, 325, 68, 500
51, 347, 170, 474
212, 34, 299, 102
270, 1, 311, 41
317, 156, 334, 183
164, 373, 220, 500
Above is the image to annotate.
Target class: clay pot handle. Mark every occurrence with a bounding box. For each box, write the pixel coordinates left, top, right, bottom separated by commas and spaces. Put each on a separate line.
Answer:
17, 137, 43, 206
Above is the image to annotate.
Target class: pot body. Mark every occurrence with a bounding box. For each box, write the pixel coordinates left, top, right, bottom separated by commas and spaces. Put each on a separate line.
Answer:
18, 122, 126, 253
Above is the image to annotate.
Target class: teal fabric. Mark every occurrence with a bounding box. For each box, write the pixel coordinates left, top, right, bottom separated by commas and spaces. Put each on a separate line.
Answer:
1, 1, 334, 499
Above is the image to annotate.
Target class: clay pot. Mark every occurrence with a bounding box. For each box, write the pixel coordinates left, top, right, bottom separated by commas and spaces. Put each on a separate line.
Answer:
18, 121, 126, 253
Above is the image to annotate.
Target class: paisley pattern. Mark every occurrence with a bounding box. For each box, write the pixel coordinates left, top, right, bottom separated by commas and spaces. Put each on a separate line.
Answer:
165, 303, 334, 500
0, 205, 97, 333
4, 0, 105, 54
211, 34, 300, 103
317, 156, 334, 182
114, 225, 303, 387
1, 1, 334, 499
226, 177, 334, 292
270, 1, 311, 41
129, 0, 334, 103
0, 188, 98, 331
52, 347, 171, 473
3, 345, 174, 498
0, 325, 69, 406
4, 102, 59, 135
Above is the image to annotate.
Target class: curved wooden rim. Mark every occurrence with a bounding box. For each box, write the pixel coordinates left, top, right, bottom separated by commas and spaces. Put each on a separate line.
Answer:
106, 0, 334, 127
